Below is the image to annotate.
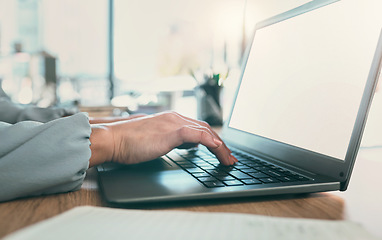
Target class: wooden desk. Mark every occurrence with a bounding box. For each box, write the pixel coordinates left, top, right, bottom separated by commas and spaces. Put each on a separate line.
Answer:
0, 148, 381, 238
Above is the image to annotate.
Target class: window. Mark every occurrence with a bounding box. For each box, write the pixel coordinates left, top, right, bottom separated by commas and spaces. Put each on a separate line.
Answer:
0, 0, 109, 106
113, 1, 244, 91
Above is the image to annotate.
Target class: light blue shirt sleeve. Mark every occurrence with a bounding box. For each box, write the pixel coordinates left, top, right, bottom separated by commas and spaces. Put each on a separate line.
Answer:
0, 113, 92, 202
0, 97, 78, 124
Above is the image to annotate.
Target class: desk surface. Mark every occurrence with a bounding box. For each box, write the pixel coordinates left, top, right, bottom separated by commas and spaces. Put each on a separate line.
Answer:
0, 148, 381, 238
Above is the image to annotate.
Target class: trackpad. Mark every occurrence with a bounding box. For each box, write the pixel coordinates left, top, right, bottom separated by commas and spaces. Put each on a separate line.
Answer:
98, 158, 203, 203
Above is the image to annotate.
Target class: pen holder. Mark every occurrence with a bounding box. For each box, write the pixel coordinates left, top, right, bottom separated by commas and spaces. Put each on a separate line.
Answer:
195, 77, 223, 126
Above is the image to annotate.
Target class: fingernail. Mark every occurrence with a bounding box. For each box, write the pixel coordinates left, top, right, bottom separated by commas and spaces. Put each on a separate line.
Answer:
213, 138, 223, 147
229, 155, 236, 165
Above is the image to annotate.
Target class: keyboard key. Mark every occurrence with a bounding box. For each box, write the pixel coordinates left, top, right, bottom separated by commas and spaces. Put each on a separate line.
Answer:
202, 181, 225, 188
193, 162, 210, 166
195, 152, 211, 159
197, 176, 217, 182
233, 162, 245, 166
207, 169, 227, 176
275, 168, 289, 174
186, 168, 205, 174
263, 170, 283, 177
183, 157, 201, 162
174, 160, 190, 164
248, 172, 269, 178
199, 165, 216, 170
215, 175, 235, 181
217, 165, 235, 172
259, 177, 280, 183
229, 171, 253, 180
208, 162, 220, 167
234, 165, 252, 171
257, 166, 271, 171
284, 171, 299, 177
277, 176, 297, 182
244, 161, 262, 166
178, 164, 195, 168
268, 165, 279, 170
295, 176, 310, 181
242, 179, 262, 185
192, 172, 211, 178
241, 169, 259, 174
206, 159, 220, 164
238, 160, 255, 164
190, 160, 206, 164
223, 180, 244, 186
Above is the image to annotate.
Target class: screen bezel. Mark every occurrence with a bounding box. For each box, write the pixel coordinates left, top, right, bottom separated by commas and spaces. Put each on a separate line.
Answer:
221, 0, 382, 190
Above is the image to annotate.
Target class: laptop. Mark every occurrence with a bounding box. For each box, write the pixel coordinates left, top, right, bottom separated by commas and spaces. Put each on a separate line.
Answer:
97, 0, 382, 205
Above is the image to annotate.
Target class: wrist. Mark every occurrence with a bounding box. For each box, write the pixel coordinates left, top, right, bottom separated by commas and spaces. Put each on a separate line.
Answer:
89, 124, 114, 167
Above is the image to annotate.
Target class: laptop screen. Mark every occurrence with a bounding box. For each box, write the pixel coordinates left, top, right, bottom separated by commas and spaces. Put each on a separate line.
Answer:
228, 2, 373, 160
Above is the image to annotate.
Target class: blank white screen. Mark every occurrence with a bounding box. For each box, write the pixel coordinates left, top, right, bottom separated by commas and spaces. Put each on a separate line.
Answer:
229, 2, 374, 160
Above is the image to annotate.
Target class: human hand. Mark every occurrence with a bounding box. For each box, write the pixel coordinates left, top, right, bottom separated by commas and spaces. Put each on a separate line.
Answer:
89, 111, 237, 167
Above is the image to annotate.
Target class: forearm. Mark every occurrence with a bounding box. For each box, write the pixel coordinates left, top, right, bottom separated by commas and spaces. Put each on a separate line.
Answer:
89, 117, 125, 124
0, 113, 91, 202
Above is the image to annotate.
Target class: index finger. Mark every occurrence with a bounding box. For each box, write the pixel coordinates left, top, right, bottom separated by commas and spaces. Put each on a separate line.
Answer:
172, 113, 233, 154
174, 125, 236, 165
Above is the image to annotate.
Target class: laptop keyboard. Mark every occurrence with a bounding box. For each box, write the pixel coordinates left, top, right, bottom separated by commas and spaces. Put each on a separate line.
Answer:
168, 148, 311, 188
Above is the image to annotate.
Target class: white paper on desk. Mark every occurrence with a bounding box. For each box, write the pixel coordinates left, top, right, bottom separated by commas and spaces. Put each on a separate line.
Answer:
4, 206, 380, 240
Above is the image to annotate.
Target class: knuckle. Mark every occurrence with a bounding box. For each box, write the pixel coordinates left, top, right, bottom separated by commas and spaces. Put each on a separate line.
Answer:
163, 111, 180, 121
177, 126, 188, 143
198, 120, 210, 128
178, 126, 204, 143
200, 120, 209, 125
178, 125, 190, 136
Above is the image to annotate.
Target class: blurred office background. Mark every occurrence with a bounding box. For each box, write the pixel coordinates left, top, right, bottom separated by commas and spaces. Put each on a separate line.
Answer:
0, 0, 380, 145
0, 0, 315, 115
